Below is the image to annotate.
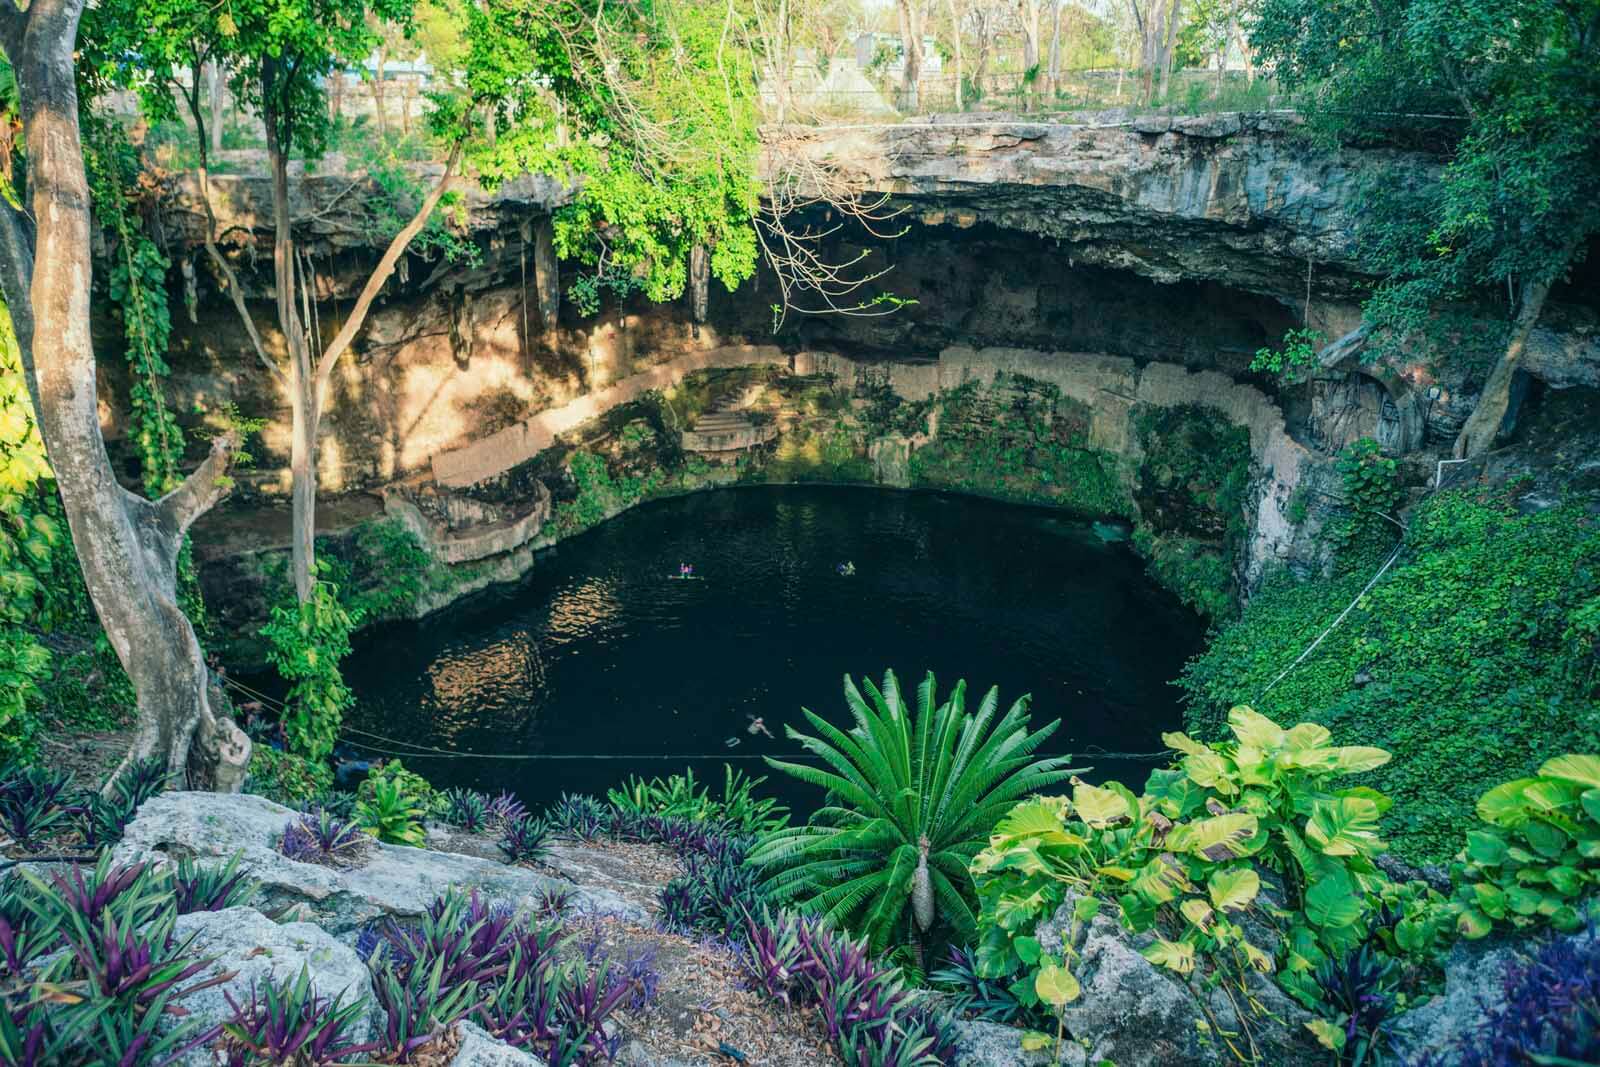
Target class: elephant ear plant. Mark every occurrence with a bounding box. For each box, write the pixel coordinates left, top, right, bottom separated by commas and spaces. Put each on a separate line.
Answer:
750, 670, 1077, 956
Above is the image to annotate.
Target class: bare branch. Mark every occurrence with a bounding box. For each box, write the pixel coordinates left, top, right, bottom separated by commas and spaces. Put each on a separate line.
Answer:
154, 428, 240, 536
315, 139, 465, 386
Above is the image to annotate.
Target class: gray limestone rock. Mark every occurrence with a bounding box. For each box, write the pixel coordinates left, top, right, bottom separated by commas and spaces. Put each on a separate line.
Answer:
451, 1021, 549, 1067
113, 791, 641, 932
165, 906, 377, 1067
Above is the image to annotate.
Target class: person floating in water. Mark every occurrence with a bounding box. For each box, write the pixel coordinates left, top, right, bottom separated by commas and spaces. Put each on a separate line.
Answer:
836, 561, 856, 577
746, 715, 774, 739
678, 562, 695, 578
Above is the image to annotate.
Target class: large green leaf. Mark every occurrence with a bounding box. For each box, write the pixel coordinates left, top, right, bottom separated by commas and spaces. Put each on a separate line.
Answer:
1477, 778, 1540, 826
1207, 867, 1260, 911
1170, 813, 1259, 861
1072, 783, 1131, 828
1034, 962, 1081, 1007
1227, 706, 1286, 750
1140, 938, 1196, 975
1305, 796, 1385, 857
1303, 868, 1363, 929
1540, 755, 1600, 789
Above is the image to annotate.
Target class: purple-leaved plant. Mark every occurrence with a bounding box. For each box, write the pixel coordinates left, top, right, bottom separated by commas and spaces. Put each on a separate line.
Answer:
280, 809, 368, 868
220, 965, 377, 1066
499, 814, 552, 865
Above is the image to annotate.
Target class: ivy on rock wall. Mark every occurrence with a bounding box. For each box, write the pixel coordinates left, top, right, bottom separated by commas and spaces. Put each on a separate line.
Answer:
1131, 405, 1252, 619
1181, 487, 1600, 862
908, 374, 1127, 517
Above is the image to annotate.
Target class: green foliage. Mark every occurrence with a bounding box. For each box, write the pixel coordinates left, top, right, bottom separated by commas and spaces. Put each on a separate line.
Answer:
970, 707, 1431, 1036
1441, 754, 1600, 941
338, 518, 432, 622
1328, 439, 1402, 559
909, 376, 1127, 517
461, 0, 760, 312
355, 760, 436, 846
1181, 489, 1600, 862
82, 113, 184, 499
548, 450, 665, 537
608, 764, 789, 836
244, 747, 335, 807
1131, 405, 1252, 617
750, 670, 1077, 953
261, 569, 358, 762
0, 630, 53, 758
1252, 0, 1600, 364
1249, 328, 1323, 383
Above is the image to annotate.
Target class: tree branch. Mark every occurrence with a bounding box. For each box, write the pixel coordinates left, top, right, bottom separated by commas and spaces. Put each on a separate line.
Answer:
154, 428, 240, 536
314, 140, 465, 386
0, 4, 27, 64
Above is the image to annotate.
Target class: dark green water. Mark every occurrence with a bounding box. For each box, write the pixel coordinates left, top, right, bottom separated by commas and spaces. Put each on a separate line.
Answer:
341, 485, 1205, 813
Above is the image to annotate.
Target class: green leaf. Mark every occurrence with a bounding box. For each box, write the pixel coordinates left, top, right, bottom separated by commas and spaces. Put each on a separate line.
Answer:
1306, 1019, 1347, 1052
1457, 907, 1494, 939
1015, 935, 1042, 965
1140, 938, 1196, 975
1540, 755, 1600, 789
1306, 796, 1386, 857
1464, 830, 1509, 867
1303, 869, 1363, 929
1227, 705, 1286, 749
1207, 868, 1260, 912
1034, 963, 1082, 1007
1072, 782, 1131, 828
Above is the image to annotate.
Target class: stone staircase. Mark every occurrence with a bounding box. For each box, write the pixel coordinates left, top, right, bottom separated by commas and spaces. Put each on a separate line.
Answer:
680, 401, 777, 455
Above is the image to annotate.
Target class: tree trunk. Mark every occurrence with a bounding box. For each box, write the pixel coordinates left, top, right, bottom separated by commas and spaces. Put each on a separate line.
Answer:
948, 0, 964, 111
1155, 0, 1182, 103
1453, 276, 1555, 458
1047, 1, 1064, 101
330, 71, 344, 119
371, 51, 388, 136
1017, 0, 1041, 108
896, 0, 922, 113
206, 60, 223, 155
263, 77, 318, 602
0, 0, 248, 788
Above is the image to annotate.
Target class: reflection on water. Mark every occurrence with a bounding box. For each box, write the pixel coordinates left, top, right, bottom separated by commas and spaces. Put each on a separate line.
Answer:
339, 486, 1206, 813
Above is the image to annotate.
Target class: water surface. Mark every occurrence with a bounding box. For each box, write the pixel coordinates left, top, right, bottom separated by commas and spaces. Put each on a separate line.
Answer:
342, 486, 1205, 813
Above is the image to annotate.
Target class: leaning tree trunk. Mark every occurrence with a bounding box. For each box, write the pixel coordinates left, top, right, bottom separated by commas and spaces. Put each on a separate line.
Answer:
1453, 276, 1556, 459
0, 0, 249, 790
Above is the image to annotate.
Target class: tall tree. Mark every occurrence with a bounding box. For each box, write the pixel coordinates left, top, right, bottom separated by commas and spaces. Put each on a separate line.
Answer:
0, 0, 251, 787
895, 0, 925, 111
1254, 0, 1600, 457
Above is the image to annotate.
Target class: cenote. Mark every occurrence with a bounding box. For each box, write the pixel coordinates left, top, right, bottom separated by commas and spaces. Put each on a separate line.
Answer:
339, 485, 1205, 812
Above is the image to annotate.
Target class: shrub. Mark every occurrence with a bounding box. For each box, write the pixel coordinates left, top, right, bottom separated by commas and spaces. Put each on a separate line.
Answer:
1438, 754, 1600, 940
969, 707, 1420, 1028
752, 670, 1076, 952
245, 747, 334, 808
608, 764, 788, 835
487, 790, 528, 827
356, 775, 428, 847
549, 793, 611, 840
81, 755, 172, 847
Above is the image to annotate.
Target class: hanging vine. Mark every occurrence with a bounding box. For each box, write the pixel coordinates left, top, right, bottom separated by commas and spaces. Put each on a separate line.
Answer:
82, 115, 212, 637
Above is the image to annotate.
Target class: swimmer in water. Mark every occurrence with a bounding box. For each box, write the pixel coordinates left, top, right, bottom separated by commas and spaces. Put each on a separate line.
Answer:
678, 562, 695, 578
746, 715, 774, 738
836, 560, 856, 577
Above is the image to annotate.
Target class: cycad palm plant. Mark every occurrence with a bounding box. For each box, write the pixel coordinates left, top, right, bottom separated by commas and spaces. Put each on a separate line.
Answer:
750, 669, 1077, 954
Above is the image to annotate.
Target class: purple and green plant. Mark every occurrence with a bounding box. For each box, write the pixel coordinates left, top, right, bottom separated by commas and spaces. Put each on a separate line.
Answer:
280, 808, 368, 867
172, 852, 259, 914
549, 794, 610, 841
444, 788, 491, 832
928, 946, 1027, 1025
487, 791, 528, 827
0, 764, 75, 850
499, 814, 552, 865
220, 964, 377, 1066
